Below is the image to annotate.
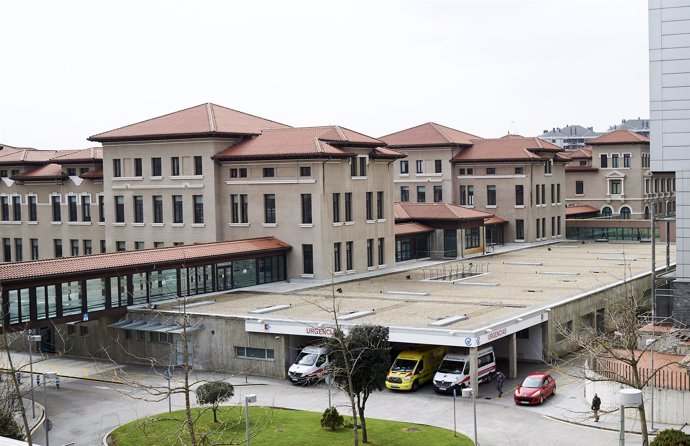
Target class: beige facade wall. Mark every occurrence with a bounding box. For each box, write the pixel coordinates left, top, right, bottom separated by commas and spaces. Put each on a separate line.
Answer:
391, 147, 461, 203
0, 164, 104, 261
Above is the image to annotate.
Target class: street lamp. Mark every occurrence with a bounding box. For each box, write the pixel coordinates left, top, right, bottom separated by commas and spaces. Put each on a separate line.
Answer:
43, 371, 57, 446
646, 338, 656, 433
163, 369, 173, 413
244, 394, 257, 446
618, 388, 642, 446
27, 332, 42, 418
461, 387, 478, 446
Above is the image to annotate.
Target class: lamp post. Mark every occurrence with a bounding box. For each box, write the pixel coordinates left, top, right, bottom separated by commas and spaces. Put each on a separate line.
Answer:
244, 394, 257, 446
618, 388, 643, 446
43, 371, 57, 446
462, 387, 478, 446
650, 206, 656, 433
163, 369, 173, 413
27, 332, 42, 418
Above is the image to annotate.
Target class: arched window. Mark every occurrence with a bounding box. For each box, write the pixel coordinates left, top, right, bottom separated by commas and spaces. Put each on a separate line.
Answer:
619, 207, 631, 219
644, 206, 650, 220
601, 206, 613, 218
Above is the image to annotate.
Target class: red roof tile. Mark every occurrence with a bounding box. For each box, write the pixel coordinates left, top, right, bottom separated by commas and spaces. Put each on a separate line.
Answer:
564, 147, 592, 160
587, 130, 649, 145
395, 222, 434, 236
485, 215, 508, 225
0, 149, 57, 165
0, 237, 291, 282
565, 205, 599, 216
89, 103, 290, 143
51, 147, 103, 163
10, 164, 67, 181
394, 202, 492, 221
380, 122, 479, 147
451, 135, 562, 163
213, 126, 386, 161
79, 169, 103, 180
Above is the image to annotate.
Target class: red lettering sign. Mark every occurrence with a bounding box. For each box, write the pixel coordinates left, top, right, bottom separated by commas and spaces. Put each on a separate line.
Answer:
306, 327, 334, 336
487, 328, 507, 340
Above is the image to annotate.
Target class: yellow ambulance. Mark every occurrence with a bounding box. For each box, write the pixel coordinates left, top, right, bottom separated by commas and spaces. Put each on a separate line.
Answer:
385, 345, 447, 391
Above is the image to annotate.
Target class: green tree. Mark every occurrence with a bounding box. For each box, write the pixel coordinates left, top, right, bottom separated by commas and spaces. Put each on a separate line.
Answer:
327, 324, 390, 444
196, 381, 234, 423
320, 406, 344, 431
650, 429, 690, 446
0, 410, 23, 440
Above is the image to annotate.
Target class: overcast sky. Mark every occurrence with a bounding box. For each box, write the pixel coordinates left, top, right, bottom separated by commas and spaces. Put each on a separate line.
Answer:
1, 0, 649, 149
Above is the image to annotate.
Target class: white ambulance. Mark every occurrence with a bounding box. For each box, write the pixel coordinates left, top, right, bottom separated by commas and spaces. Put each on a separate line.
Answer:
432, 347, 496, 394
287, 346, 330, 385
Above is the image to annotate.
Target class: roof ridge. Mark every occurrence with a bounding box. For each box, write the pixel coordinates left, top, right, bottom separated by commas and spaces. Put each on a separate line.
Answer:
428, 122, 454, 144
207, 103, 217, 132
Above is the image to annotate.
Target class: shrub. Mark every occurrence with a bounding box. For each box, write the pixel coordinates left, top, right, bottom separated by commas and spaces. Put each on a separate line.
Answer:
0, 411, 24, 440
320, 407, 344, 431
651, 429, 690, 446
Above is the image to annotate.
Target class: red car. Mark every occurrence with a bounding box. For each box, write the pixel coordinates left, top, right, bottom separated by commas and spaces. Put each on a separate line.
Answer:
514, 372, 556, 405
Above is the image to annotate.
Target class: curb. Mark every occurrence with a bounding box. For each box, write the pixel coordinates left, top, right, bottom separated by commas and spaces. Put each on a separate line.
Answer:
543, 414, 656, 437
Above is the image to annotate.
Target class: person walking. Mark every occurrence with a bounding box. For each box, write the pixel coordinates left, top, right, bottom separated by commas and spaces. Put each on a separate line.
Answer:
591, 393, 601, 422
495, 371, 506, 397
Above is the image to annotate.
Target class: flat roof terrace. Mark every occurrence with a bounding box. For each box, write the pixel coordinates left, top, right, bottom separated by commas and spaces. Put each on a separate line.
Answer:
156, 241, 675, 347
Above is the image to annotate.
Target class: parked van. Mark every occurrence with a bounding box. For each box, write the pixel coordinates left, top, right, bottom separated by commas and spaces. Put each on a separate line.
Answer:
386, 345, 447, 391
287, 346, 330, 385
432, 347, 496, 394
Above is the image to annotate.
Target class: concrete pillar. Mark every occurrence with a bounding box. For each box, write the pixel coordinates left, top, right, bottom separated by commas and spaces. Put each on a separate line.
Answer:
469, 346, 478, 394
508, 333, 518, 379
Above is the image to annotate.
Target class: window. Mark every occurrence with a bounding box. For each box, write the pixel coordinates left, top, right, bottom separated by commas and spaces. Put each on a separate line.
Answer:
80, 167, 89, 174
416, 160, 424, 174
536, 219, 541, 239
346, 241, 353, 270
542, 218, 546, 238
133, 196, 144, 223
610, 180, 622, 195
68, 196, 78, 222
11, 196, 20, 221
467, 168, 473, 175
400, 186, 409, 202
541, 184, 546, 205
580, 160, 587, 166
264, 194, 276, 224
332, 193, 340, 223
601, 206, 612, 217
0, 170, 6, 177
114, 196, 124, 223
98, 196, 105, 223
550, 184, 555, 204
358, 156, 367, 177
459, 186, 466, 205
486, 168, 495, 175
116, 241, 126, 251
400, 160, 409, 174
193, 195, 204, 224
2, 238, 10, 262
135, 241, 145, 250
378, 237, 385, 265
194, 156, 203, 175
557, 216, 561, 235
620, 207, 631, 219
575, 181, 584, 195
134, 158, 143, 177
433, 186, 443, 202
416, 186, 426, 203
0, 197, 8, 221
234, 346, 274, 360
84, 240, 92, 255
51, 196, 61, 222
9, 238, 22, 263
153, 196, 163, 223
300, 166, 311, 176
514, 185, 524, 206
516, 220, 524, 240
113, 159, 122, 177
435, 160, 442, 173
465, 228, 480, 249
230, 168, 248, 178
30, 238, 38, 260
612, 154, 619, 168
556, 184, 561, 203
544, 160, 552, 174
151, 157, 162, 176
467, 186, 474, 205
367, 239, 374, 267
458, 168, 465, 175
231, 194, 248, 224
302, 244, 313, 275
334, 242, 342, 272
301, 194, 312, 224
515, 167, 524, 174
536, 185, 541, 205
263, 167, 275, 177
366, 192, 373, 220
82, 196, 91, 222
600, 154, 608, 168
172, 195, 183, 223
70, 239, 79, 256
54, 239, 63, 257
171, 157, 180, 176
28, 196, 37, 222
100, 240, 106, 253
376, 191, 384, 219
345, 192, 352, 222
487, 185, 496, 206
551, 217, 555, 236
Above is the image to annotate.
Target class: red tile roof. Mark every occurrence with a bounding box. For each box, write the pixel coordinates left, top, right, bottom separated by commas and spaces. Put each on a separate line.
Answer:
565, 165, 599, 172
394, 222, 434, 236
485, 215, 508, 225
0, 237, 291, 282
565, 205, 599, 216
565, 147, 592, 159
380, 122, 480, 147
213, 126, 389, 161
10, 164, 67, 181
394, 202, 493, 221
451, 135, 563, 163
587, 130, 649, 145
0, 149, 57, 165
89, 103, 290, 143
79, 169, 103, 180
51, 147, 103, 163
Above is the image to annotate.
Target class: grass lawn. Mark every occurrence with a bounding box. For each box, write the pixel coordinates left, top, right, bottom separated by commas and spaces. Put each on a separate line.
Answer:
110, 406, 473, 446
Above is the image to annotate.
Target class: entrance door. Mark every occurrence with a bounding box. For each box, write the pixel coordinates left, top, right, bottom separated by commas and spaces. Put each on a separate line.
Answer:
444, 230, 457, 258
174, 339, 195, 367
